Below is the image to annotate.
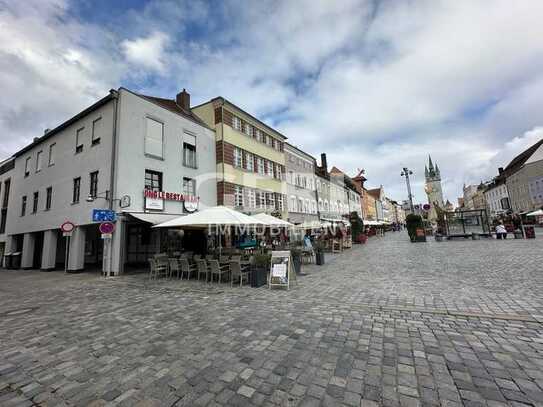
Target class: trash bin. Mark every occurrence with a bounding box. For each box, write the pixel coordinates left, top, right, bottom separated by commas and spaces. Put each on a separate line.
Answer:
11, 252, 22, 269
250, 267, 268, 288
315, 249, 325, 265
3, 252, 12, 269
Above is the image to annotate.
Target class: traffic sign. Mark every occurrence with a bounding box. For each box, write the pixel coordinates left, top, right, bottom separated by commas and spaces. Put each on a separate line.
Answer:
99, 221, 115, 234
60, 221, 75, 233
92, 209, 116, 222
101, 233, 112, 239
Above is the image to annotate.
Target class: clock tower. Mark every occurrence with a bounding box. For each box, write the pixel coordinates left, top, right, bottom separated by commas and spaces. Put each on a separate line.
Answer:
424, 155, 444, 222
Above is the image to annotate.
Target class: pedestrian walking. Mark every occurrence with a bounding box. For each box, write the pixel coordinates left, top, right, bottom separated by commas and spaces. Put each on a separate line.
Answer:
495, 222, 507, 240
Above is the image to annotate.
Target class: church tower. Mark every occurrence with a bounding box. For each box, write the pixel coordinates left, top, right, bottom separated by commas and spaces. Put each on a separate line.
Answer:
424, 155, 444, 221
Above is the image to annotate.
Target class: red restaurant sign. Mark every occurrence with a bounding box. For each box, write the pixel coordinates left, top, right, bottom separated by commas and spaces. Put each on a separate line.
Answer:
143, 189, 199, 203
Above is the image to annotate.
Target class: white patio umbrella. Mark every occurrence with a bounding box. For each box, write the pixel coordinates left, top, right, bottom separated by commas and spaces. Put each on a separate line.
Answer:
153, 206, 265, 256
526, 209, 543, 217
153, 206, 265, 228
251, 213, 294, 227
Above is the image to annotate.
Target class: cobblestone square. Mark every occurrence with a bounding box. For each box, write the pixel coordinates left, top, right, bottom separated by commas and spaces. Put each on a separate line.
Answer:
1, 233, 543, 406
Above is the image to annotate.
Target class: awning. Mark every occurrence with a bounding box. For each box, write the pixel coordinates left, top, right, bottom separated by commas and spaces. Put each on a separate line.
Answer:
127, 212, 182, 225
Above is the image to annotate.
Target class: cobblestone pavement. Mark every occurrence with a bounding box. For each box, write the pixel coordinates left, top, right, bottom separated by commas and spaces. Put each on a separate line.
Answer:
1, 232, 543, 407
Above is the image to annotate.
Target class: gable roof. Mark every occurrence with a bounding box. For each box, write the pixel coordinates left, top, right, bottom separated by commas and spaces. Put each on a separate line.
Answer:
367, 187, 383, 200
132, 90, 212, 130
502, 138, 543, 177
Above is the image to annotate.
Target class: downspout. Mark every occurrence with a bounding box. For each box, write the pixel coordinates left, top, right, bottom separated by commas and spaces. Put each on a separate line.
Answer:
109, 89, 119, 210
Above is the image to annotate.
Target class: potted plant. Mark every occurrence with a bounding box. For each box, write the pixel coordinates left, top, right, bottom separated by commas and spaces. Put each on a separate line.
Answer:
252, 253, 271, 287
406, 214, 426, 242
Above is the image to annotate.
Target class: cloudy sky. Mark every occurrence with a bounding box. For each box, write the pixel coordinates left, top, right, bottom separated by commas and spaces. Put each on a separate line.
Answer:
2, 0, 543, 203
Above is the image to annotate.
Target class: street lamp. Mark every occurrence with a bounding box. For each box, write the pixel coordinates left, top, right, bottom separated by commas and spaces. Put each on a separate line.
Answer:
86, 190, 130, 209
400, 167, 414, 213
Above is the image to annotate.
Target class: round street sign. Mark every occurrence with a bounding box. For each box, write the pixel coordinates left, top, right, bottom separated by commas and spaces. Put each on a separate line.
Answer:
60, 221, 75, 233
99, 222, 115, 234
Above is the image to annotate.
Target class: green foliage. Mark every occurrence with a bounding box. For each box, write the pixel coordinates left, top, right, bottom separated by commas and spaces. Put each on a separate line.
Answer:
406, 214, 423, 241
254, 253, 271, 268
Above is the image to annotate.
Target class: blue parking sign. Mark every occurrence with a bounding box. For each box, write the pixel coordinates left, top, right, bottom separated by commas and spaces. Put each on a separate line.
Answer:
92, 209, 116, 222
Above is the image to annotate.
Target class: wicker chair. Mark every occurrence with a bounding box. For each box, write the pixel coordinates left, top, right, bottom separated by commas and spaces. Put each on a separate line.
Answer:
208, 260, 229, 283
230, 261, 249, 287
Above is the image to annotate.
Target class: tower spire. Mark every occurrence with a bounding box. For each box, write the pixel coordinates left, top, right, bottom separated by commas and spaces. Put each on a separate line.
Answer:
428, 155, 434, 171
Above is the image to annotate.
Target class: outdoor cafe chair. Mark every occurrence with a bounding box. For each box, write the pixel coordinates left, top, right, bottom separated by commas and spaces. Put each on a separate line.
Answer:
193, 254, 202, 261
205, 254, 215, 261
230, 255, 241, 263
195, 259, 209, 282
208, 260, 229, 283
219, 255, 230, 264
168, 258, 181, 279
179, 258, 196, 280
148, 258, 168, 280
230, 261, 249, 287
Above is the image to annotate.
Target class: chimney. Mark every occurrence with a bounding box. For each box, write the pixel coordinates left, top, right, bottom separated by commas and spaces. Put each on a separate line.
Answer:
320, 153, 327, 171
498, 167, 503, 174
176, 89, 190, 111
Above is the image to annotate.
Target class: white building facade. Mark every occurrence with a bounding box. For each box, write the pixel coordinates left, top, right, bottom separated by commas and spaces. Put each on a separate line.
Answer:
4, 87, 216, 274
284, 144, 319, 225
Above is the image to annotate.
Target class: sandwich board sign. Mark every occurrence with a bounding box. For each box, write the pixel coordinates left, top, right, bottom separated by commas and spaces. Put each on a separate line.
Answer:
268, 250, 297, 290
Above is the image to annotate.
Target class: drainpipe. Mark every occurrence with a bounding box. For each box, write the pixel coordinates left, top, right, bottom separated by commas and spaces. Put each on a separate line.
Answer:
109, 89, 119, 210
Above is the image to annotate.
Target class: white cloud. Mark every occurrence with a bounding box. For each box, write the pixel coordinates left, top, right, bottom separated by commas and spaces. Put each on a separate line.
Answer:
1, 0, 543, 207
121, 31, 170, 73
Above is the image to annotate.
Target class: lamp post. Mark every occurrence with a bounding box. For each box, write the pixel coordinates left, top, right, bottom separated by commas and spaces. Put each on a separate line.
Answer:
401, 167, 414, 213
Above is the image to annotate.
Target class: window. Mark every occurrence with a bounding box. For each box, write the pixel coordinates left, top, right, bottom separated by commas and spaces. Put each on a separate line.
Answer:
48, 143, 55, 166
21, 195, 27, 216
3, 180, 10, 208
257, 158, 265, 175
290, 196, 296, 212
92, 117, 102, 146
256, 129, 265, 143
232, 116, 242, 131
36, 151, 43, 172
275, 165, 282, 180
259, 191, 266, 209
89, 171, 99, 198
234, 185, 244, 207
266, 161, 274, 177
247, 188, 256, 208
72, 177, 81, 203
233, 148, 243, 168
277, 195, 284, 211
145, 118, 164, 158
183, 177, 196, 196
45, 186, 52, 210
32, 191, 39, 213
144, 170, 162, 192
183, 133, 197, 168
24, 157, 31, 177
244, 123, 252, 137
245, 152, 254, 171
268, 192, 275, 209
0, 209, 6, 233
76, 127, 84, 153
266, 135, 273, 147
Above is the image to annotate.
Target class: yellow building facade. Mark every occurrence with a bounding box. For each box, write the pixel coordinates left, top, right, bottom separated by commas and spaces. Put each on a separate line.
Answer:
193, 98, 288, 218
